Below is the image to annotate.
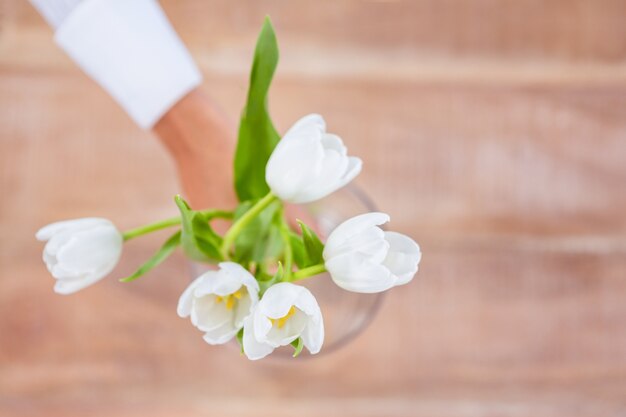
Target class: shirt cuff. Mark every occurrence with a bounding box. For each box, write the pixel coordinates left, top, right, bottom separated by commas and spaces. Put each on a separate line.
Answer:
55, 0, 202, 129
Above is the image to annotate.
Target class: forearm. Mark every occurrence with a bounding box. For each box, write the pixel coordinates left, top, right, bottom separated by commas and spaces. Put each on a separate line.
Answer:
30, 0, 237, 210
154, 89, 238, 209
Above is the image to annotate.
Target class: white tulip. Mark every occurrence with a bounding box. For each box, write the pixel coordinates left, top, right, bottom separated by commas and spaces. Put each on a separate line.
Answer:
265, 114, 362, 203
323, 212, 421, 293
36, 218, 123, 295
243, 282, 324, 360
178, 262, 259, 345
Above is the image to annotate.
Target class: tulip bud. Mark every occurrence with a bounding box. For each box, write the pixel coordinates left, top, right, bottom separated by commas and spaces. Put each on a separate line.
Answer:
36, 218, 123, 294
323, 212, 421, 293
178, 262, 259, 345
243, 282, 324, 360
265, 114, 362, 203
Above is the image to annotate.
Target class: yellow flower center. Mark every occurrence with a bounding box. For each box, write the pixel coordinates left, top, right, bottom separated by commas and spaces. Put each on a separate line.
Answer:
270, 306, 297, 329
215, 287, 244, 310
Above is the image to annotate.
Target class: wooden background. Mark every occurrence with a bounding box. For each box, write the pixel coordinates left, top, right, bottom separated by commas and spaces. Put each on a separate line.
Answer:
1, 0, 626, 416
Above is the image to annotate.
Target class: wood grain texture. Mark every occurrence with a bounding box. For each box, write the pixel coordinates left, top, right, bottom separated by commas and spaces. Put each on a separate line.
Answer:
1, 0, 626, 416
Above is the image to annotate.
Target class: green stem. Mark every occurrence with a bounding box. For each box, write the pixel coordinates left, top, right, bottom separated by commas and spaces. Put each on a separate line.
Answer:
279, 216, 293, 281
122, 209, 232, 242
122, 217, 180, 241
292, 264, 327, 281
220, 192, 278, 259
203, 210, 234, 221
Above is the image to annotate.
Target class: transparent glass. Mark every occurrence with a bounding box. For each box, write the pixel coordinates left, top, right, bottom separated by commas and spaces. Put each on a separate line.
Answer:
190, 185, 384, 358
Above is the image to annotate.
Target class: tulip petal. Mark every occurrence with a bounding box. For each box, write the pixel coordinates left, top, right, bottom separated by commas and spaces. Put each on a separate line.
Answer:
179, 263, 259, 344
324, 225, 389, 261
202, 321, 239, 345
245, 282, 324, 358
192, 263, 259, 299
266, 113, 361, 203
300, 156, 362, 204
320, 133, 347, 155
190, 295, 232, 332
36, 218, 110, 241
383, 231, 421, 286
338, 156, 362, 186
220, 262, 260, 297
44, 229, 78, 258
293, 135, 350, 203
43, 248, 56, 265
301, 314, 324, 354
50, 263, 81, 280
37, 218, 122, 295
53, 273, 100, 295
326, 252, 395, 293
324, 212, 390, 258
177, 275, 207, 317
293, 286, 323, 318
266, 132, 323, 201
283, 113, 325, 140
265, 308, 308, 347
55, 225, 122, 274
194, 270, 241, 297
252, 308, 273, 342
234, 293, 253, 328
243, 316, 275, 360
257, 282, 303, 319
54, 278, 87, 295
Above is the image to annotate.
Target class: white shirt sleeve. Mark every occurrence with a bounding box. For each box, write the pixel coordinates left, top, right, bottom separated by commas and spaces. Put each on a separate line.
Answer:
53, 0, 202, 129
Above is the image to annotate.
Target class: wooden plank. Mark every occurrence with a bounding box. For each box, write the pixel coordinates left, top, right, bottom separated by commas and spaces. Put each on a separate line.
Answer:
2, 71, 626, 415
1, 246, 626, 416
1, 1, 626, 416
1, 72, 625, 239
3, 1, 626, 85
5, 0, 626, 62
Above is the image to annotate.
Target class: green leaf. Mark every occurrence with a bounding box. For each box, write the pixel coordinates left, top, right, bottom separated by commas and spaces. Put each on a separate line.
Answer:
278, 218, 293, 280
234, 17, 281, 202
233, 199, 284, 264
120, 231, 181, 282
273, 262, 284, 281
253, 265, 273, 282
290, 337, 304, 358
259, 262, 283, 295
298, 220, 325, 266
289, 230, 308, 269
175, 195, 222, 262
236, 328, 245, 354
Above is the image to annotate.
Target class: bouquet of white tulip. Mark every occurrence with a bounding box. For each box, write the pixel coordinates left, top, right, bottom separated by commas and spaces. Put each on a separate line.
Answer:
36, 18, 421, 360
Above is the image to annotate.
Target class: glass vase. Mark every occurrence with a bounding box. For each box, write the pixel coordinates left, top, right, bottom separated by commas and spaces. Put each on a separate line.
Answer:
190, 185, 384, 358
